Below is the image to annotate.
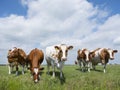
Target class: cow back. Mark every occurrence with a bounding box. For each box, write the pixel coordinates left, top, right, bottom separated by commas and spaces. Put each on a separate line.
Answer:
28, 48, 44, 67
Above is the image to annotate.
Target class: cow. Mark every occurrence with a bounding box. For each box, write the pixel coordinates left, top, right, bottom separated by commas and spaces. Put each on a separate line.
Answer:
45, 44, 73, 79
7, 47, 27, 75
75, 49, 92, 72
90, 48, 118, 73
27, 48, 44, 83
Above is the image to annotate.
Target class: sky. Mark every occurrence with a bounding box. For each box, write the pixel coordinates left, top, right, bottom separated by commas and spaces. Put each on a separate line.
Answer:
0, 0, 120, 64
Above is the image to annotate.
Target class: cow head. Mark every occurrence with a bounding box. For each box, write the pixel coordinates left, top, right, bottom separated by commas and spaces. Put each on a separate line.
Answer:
78, 49, 91, 62
54, 44, 73, 61
32, 68, 39, 83
107, 48, 118, 60
7, 47, 26, 59
7, 47, 18, 58
30, 67, 44, 83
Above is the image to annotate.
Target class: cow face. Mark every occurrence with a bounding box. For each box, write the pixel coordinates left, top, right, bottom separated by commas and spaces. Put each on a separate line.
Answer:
32, 68, 39, 83
83, 49, 91, 61
107, 49, 118, 60
78, 49, 91, 62
54, 44, 73, 61
7, 47, 18, 58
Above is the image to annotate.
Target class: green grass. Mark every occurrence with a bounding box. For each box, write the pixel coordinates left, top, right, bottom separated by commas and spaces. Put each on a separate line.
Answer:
0, 65, 120, 90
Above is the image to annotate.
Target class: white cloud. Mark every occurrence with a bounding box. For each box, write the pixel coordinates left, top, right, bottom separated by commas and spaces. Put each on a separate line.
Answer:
0, 0, 120, 64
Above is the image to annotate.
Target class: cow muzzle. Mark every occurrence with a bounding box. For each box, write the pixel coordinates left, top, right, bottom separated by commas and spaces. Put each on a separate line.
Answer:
110, 58, 114, 60
61, 58, 67, 61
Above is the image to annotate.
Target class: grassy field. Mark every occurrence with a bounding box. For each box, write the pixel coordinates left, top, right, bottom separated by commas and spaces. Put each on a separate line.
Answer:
0, 65, 120, 90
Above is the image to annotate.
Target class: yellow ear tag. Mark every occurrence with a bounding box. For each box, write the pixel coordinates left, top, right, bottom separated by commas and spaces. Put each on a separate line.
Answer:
55, 47, 58, 51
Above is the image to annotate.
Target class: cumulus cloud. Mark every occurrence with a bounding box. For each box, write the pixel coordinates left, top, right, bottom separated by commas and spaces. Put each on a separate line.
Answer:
0, 0, 120, 64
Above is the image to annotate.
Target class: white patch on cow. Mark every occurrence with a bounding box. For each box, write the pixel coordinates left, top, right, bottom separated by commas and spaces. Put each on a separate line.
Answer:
107, 49, 113, 59
92, 48, 104, 63
34, 68, 38, 75
61, 45, 67, 60
35, 79, 38, 83
84, 50, 89, 61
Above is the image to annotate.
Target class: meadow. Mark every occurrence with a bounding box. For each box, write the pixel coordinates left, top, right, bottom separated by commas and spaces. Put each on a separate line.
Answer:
0, 65, 120, 90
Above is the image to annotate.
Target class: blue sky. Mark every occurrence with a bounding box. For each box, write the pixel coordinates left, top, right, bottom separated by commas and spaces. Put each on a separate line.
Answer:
0, 0, 27, 17
88, 0, 120, 15
0, 0, 120, 64
0, 0, 120, 17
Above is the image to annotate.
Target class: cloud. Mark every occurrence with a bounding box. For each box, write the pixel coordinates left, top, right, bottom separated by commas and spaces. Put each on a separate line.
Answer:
0, 0, 120, 64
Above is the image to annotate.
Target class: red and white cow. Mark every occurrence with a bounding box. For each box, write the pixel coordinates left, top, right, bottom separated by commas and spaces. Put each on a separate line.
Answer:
27, 48, 44, 83
7, 47, 27, 75
90, 48, 118, 73
75, 49, 91, 72
45, 44, 73, 79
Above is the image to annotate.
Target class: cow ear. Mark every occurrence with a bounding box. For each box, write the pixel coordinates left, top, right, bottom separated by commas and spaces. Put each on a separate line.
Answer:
114, 50, 118, 53
68, 46, 73, 50
54, 46, 60, 50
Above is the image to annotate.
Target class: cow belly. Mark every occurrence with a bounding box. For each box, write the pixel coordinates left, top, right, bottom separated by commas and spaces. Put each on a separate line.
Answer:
92, 57, 101, 65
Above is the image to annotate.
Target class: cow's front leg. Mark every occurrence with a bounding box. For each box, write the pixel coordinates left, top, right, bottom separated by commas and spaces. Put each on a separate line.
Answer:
60, 69, 63, 79
8, 64, 11, 74
22, 65, 25, 74
87, 61, 91, 72
52, 65, 55, 77
47, 64, 50, 75
103, 64, 106, 73
16, 65, 18, 75
78, 60, 81, 69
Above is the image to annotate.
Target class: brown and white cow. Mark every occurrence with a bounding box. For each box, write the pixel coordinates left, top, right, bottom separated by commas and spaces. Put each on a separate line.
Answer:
45, 44, 73, 79
90, 48, 118, 73
75, 49, 92, 72
7, 47, 27, 75
27, 48, 44, 83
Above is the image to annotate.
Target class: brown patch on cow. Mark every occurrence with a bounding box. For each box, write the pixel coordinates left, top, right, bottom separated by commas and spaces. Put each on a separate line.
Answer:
100, 49, 109, 64
27, 48, 44, 82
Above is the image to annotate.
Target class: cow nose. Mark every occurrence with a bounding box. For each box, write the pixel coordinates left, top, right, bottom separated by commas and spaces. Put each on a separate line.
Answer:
34, 79, 38, 83
110, 58, 114, 60
62, 58, 67, 61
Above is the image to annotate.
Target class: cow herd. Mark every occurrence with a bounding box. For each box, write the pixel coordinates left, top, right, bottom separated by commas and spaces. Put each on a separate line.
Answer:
7, 44, 118, 83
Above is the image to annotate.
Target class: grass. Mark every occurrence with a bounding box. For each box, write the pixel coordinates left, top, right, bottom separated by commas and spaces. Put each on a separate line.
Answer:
0, 65, 120, 90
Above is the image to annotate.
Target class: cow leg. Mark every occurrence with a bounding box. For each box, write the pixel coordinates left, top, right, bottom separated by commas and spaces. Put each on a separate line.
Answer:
87, 62, 91, 72
103, 64, 106, 73
22, 65, 25, 74
81, 62, 84, 72
8, 64, 11, 74
52, 65, 55, 77
46, 63, 50, 75
16, 65, 18, 75
60, 69, 63, 79
78, 60, 81, 69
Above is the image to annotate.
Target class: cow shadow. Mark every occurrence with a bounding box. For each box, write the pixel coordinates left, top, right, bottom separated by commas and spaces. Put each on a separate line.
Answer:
47, 71, 66, 85
94, 69, 103, 72
75, 68, 103, 73
75, 68, 89, 73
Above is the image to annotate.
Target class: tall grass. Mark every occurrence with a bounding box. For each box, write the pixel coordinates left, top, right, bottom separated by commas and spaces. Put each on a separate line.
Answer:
0, 65, 120, 90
